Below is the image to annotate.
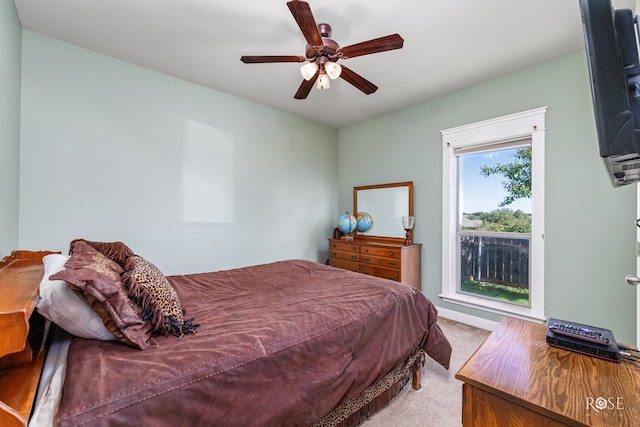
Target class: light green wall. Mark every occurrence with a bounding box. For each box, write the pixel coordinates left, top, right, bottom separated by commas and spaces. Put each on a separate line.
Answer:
19, 31, 339, 274
10, 23, 637, 341
0, 0, 22, 257
339, 52, 637, 343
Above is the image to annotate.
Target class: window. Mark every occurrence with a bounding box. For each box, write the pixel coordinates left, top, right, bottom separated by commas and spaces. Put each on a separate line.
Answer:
441, 108, 546, 322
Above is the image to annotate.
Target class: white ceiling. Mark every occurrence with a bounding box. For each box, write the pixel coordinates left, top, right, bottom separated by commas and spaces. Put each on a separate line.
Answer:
13, 0, 589, 129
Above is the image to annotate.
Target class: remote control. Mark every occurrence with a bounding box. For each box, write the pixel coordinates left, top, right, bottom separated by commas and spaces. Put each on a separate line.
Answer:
548, 322, 610, 346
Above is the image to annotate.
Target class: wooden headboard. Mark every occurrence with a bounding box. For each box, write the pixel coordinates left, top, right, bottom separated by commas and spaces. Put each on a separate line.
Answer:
0, 250, 58, 427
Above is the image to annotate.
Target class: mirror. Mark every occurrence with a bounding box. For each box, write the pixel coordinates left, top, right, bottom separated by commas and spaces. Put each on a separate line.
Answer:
353, 181, 413, 241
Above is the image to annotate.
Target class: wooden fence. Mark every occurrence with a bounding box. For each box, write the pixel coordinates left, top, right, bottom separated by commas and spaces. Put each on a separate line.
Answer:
459, 234, 529, 289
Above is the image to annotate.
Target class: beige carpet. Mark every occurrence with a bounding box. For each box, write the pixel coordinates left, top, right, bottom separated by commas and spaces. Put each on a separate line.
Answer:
362, 318, 491, 427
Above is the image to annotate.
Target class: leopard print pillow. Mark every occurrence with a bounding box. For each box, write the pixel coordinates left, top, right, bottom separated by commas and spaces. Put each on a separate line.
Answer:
122, 255, 199, 337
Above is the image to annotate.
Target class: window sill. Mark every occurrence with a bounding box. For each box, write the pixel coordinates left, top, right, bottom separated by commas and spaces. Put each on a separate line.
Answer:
439, 292, 546, 324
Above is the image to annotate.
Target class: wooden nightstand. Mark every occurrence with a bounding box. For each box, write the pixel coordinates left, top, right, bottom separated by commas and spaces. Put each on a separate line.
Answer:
455, 317, 640, 426
0, 251, 57, 427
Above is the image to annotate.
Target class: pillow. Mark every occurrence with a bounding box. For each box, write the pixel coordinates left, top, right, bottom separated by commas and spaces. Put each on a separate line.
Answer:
69, 238, 135, 268
122, 255, 199, 337
36, 253, 116, 341
50, 242, 155, 350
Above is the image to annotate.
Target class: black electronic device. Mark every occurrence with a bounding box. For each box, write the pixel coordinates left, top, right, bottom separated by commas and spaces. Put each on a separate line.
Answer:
546, 317, 620, 362
579, 0, 640, 187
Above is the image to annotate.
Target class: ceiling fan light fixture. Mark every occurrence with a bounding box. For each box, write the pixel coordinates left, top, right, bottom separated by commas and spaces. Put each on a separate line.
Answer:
300, 62, 319, 81
325, 61, 342, 80
317, 73, 330, 89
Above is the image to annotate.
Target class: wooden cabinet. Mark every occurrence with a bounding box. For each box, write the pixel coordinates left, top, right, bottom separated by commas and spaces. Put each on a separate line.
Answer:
456, 317, 640, 426
328, 238, 421, 290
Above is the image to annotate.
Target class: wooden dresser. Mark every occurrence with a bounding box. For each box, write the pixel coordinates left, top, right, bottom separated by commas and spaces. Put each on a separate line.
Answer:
456, 317, 640, 426
328, 238, 421, 290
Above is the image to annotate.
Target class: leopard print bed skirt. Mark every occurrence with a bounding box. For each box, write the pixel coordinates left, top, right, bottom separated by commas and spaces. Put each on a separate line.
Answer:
313, 348, 426, 427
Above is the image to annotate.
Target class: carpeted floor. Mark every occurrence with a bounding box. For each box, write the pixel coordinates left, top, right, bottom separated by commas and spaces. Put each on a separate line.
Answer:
361, 317, 492, 427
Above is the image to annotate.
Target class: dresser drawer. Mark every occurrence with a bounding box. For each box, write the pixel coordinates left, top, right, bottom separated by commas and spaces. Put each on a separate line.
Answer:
329, 250, 360, 262
360, 255, 400, 270
359, 265, 400, 282
328, 258, 360, 273
360, 245, 401, 260
327, 239, 421, 290
329, 241, 359, 253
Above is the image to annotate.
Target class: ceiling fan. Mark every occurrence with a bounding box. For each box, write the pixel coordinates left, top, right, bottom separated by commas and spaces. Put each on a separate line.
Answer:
240, 0, 404, 99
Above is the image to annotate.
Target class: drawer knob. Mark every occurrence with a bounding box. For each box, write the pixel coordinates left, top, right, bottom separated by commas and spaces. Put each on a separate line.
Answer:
363, 248, 369, 253
330, 252, 337, 256
388, 261, 396, 267
362, 257, 370, 262
389, 252, 394, 256
351, 255, 357, 260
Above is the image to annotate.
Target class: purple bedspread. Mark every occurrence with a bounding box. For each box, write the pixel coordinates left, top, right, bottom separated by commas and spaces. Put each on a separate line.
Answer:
56, 260, 451, 426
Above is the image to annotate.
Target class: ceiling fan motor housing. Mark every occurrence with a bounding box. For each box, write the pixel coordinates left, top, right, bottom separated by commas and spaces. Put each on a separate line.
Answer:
306, 23, 339, 59
317, 23, 332, 37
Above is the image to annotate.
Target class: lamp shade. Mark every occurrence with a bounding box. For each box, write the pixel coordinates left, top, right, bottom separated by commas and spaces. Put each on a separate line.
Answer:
300, 62, 319, 81
325, 61, 342, 80
317, 73, 330, 89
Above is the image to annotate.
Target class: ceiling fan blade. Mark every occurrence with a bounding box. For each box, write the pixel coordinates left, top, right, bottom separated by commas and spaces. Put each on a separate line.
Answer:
241, 55, 306, 63
287, 1, 323, 47
294, 73, 318, 99
339, 34, 404, 59
339, 66, 378, 95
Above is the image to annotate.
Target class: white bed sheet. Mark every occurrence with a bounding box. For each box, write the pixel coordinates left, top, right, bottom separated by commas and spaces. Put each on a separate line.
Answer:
28, 327, 72, 427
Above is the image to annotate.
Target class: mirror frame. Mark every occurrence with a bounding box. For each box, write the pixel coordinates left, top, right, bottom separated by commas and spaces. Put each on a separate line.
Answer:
353, 181, 414, 243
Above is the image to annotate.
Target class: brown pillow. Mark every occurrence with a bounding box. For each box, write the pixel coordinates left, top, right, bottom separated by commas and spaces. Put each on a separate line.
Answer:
69, 238, 135, 268
123, 255, 199, 337
51, 242, 154, 350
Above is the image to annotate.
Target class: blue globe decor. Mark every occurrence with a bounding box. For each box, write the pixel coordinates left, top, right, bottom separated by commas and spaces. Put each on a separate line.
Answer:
355, 212, 373, 233
337, 212, 357, 235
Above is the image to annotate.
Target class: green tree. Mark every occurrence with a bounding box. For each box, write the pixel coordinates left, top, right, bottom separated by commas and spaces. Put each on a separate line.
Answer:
462, 208, 531, 232
480, 146, 531, 206
478, 208, 531, 233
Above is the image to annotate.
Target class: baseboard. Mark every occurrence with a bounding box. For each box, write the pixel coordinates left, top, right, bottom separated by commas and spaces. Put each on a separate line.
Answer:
435, 306, 500, 331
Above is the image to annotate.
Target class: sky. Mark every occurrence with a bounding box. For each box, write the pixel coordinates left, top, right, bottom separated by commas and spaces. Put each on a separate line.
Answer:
459, 147, 531, 214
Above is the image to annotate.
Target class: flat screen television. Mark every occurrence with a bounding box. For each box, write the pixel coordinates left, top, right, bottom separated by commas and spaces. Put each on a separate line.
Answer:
580, 0, 640, 187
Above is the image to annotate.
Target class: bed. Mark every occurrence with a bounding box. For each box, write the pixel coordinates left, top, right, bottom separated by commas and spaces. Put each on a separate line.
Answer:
0, 242, 452, 426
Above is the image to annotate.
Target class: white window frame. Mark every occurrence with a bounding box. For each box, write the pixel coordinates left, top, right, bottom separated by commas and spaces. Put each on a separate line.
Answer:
441, 107, 547, 323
